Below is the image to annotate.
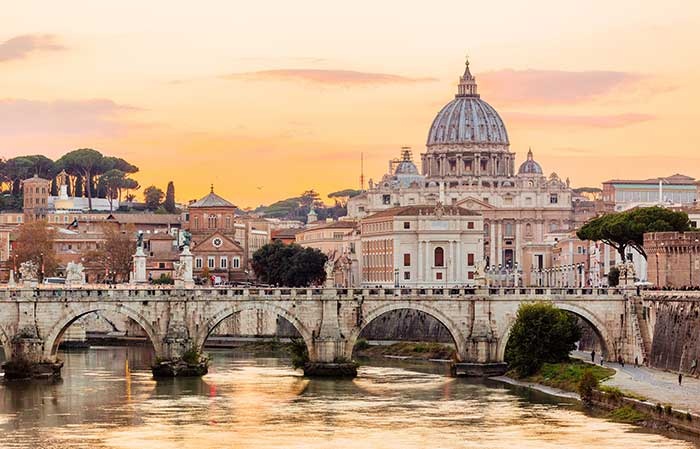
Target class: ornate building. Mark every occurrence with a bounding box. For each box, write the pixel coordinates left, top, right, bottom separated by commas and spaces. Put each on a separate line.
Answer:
348, 59, 573, 270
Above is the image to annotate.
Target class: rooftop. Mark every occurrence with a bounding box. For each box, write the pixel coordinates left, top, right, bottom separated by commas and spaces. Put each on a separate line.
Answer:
604, 174, 696, 186
189, 185, 236, 208
364, 205, 480, 219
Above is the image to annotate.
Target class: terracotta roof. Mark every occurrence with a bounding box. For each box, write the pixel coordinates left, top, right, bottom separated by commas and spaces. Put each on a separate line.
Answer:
604, 174, 696, 186
302, 220, 358, 231
364, 205, 480, 219
189, 191, 236, 208
148, 232, 177, 240
106, 213, 181, 224
271, 228, 302, 238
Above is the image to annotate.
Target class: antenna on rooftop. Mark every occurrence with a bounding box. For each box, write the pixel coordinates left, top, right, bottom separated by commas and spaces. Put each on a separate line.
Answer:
360, 152, 365, 191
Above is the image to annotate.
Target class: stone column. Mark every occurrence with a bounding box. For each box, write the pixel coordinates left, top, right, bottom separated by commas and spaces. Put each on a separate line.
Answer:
456, 154, 463, 177
175, 245, 194, 288
515, 221, 522, 266
448, 241, 454, 284
425, 240, 431, 281
475, 153, 481, 176
489, 222, 496, 266
495, 221, 502, 266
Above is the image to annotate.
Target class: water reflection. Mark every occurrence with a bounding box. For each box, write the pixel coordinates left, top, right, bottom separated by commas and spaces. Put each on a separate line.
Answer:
0, 347, 696, 449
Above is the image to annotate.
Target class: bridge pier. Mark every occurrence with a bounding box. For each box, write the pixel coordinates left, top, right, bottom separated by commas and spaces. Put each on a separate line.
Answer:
2, 335, 62, 380
151, 320, 208, 378
304, 298, 358, 378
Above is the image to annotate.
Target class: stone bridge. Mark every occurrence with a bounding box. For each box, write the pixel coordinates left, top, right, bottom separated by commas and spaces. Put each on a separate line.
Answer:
0, 286, 638, 378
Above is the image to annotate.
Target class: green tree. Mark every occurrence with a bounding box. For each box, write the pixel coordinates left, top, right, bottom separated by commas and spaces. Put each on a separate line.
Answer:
13, 220, 58, 278
252, 241, 327, 287
57, 148, 104, 210
578, 369, 599, 405
98, 169, 126, 212
607, 266, 620, 287
577, 206, 690, 260
164, 181, 176, 213
143, 185, 164, 211
505, 303, 581, 377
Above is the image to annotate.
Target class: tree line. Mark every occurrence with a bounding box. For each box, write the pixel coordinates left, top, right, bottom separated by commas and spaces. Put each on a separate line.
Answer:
254, 188, 361, 223
0, 149, 178, 213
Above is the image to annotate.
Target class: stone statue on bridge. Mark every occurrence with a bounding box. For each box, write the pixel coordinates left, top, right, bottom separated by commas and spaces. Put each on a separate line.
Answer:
19, 261, 38, 284
65, 262, 86, 286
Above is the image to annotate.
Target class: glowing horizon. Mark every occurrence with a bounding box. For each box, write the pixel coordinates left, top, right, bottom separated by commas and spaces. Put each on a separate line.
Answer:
2, 1, 700, 208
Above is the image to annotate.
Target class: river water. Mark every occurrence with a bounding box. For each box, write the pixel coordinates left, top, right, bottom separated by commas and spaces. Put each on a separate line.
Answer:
0, 347, 696, 449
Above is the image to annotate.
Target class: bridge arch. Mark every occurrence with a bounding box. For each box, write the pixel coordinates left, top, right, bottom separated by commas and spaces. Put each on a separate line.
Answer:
197, 302, 314, 355
43, 303, 161, 360
497, 302, 616, 362
345, 302, 468, 361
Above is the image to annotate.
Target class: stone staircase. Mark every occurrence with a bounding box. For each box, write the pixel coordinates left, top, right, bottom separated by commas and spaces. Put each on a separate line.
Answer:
631, 301, 652, 362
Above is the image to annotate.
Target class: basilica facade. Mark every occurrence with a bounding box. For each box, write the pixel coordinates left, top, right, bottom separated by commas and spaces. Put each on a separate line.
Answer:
347, 59, 574, 270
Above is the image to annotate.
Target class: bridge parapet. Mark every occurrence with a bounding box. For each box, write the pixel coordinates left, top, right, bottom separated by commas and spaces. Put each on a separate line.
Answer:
0, 285, 627, 302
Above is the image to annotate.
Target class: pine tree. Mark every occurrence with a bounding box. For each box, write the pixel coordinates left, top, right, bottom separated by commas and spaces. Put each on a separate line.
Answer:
164, 181, 176, 213
74, 174, 84, 197
50, 178, 58, 196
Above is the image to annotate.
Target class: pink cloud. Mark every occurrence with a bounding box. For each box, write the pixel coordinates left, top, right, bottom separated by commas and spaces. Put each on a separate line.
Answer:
478, 69, 644, 104
0, 99, 139, 136
222, 69, 436, 86
0, 34, 65, 62
504, 111, 655, 128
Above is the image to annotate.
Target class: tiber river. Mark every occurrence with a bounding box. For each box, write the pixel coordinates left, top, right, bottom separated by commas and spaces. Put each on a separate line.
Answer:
0, 347, 697, 449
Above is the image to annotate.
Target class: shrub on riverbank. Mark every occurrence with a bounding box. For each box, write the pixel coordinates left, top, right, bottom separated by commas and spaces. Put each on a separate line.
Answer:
354, 341, 455, 360
517, 360, 614, 392
608, 406, 649, 424
505, 303, 582, 377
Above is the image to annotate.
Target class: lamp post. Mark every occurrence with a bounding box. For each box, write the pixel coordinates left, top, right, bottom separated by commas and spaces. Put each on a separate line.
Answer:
39, 252, 44, 283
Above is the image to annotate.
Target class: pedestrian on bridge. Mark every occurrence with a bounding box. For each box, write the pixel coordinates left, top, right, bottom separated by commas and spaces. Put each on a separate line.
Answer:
678, 372, 683, 386
591, 350, 596, 363
634, 356, 639, 368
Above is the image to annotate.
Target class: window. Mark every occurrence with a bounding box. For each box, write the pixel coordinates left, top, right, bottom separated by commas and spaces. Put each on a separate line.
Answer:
232, 257, 240, 268
194, 216, 199, 229
436, 272, 443, 280
226, 216, 232, 228
158, 262, 166, 269
333, 232, 344, 240
403, 253, 411, 266
220, 257, 228, 269
467, 221, 474, 229
207, 256, 215, 269
195, 258, 203, 269
525, 223, 532, 236
550, 194, 558, 204
208, 214, 217, 228
483, 197, 489, 203
467, 253, 475, 266
468, 271, 474, 280
403, 271, 410, 280
403, 221, 410, 229
434, 247, 444, 267
382, 194, 391, 205
505, 222, 513, 236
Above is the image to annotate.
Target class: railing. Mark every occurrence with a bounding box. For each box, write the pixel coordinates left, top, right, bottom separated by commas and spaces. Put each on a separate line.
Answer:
0, 285, 627, 300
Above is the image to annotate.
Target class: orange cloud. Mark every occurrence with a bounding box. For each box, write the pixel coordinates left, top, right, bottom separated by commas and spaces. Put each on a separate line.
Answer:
222, 69, 436, 86
0, 34, 64, 62
504, 111, 655, 128
0, 98, 139, 137
478, 69, 644, 104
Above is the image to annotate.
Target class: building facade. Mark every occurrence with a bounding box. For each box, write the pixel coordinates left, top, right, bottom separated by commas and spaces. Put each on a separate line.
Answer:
360, 205, 483, 288
602, 174, 698, 211
645, 231, 700, 288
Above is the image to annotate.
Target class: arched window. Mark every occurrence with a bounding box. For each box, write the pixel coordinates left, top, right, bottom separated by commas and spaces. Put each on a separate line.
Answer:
525, 223, 532, 236
208, 214, 217, 229
434, 247, 444, 267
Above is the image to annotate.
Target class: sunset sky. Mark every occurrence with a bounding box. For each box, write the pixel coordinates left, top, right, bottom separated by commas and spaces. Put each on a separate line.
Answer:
2, 1, 700, 208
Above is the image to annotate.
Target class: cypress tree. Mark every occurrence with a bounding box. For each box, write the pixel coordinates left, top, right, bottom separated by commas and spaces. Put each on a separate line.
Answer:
164, 181, 176, 213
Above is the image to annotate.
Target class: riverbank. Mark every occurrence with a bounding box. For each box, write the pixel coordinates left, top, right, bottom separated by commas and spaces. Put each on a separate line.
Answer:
495, 359, 700, 438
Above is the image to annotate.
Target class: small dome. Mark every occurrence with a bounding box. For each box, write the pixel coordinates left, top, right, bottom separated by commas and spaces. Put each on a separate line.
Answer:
395, 160, 419, 175
518, 148, 543, 175
393, 148, 424, 187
